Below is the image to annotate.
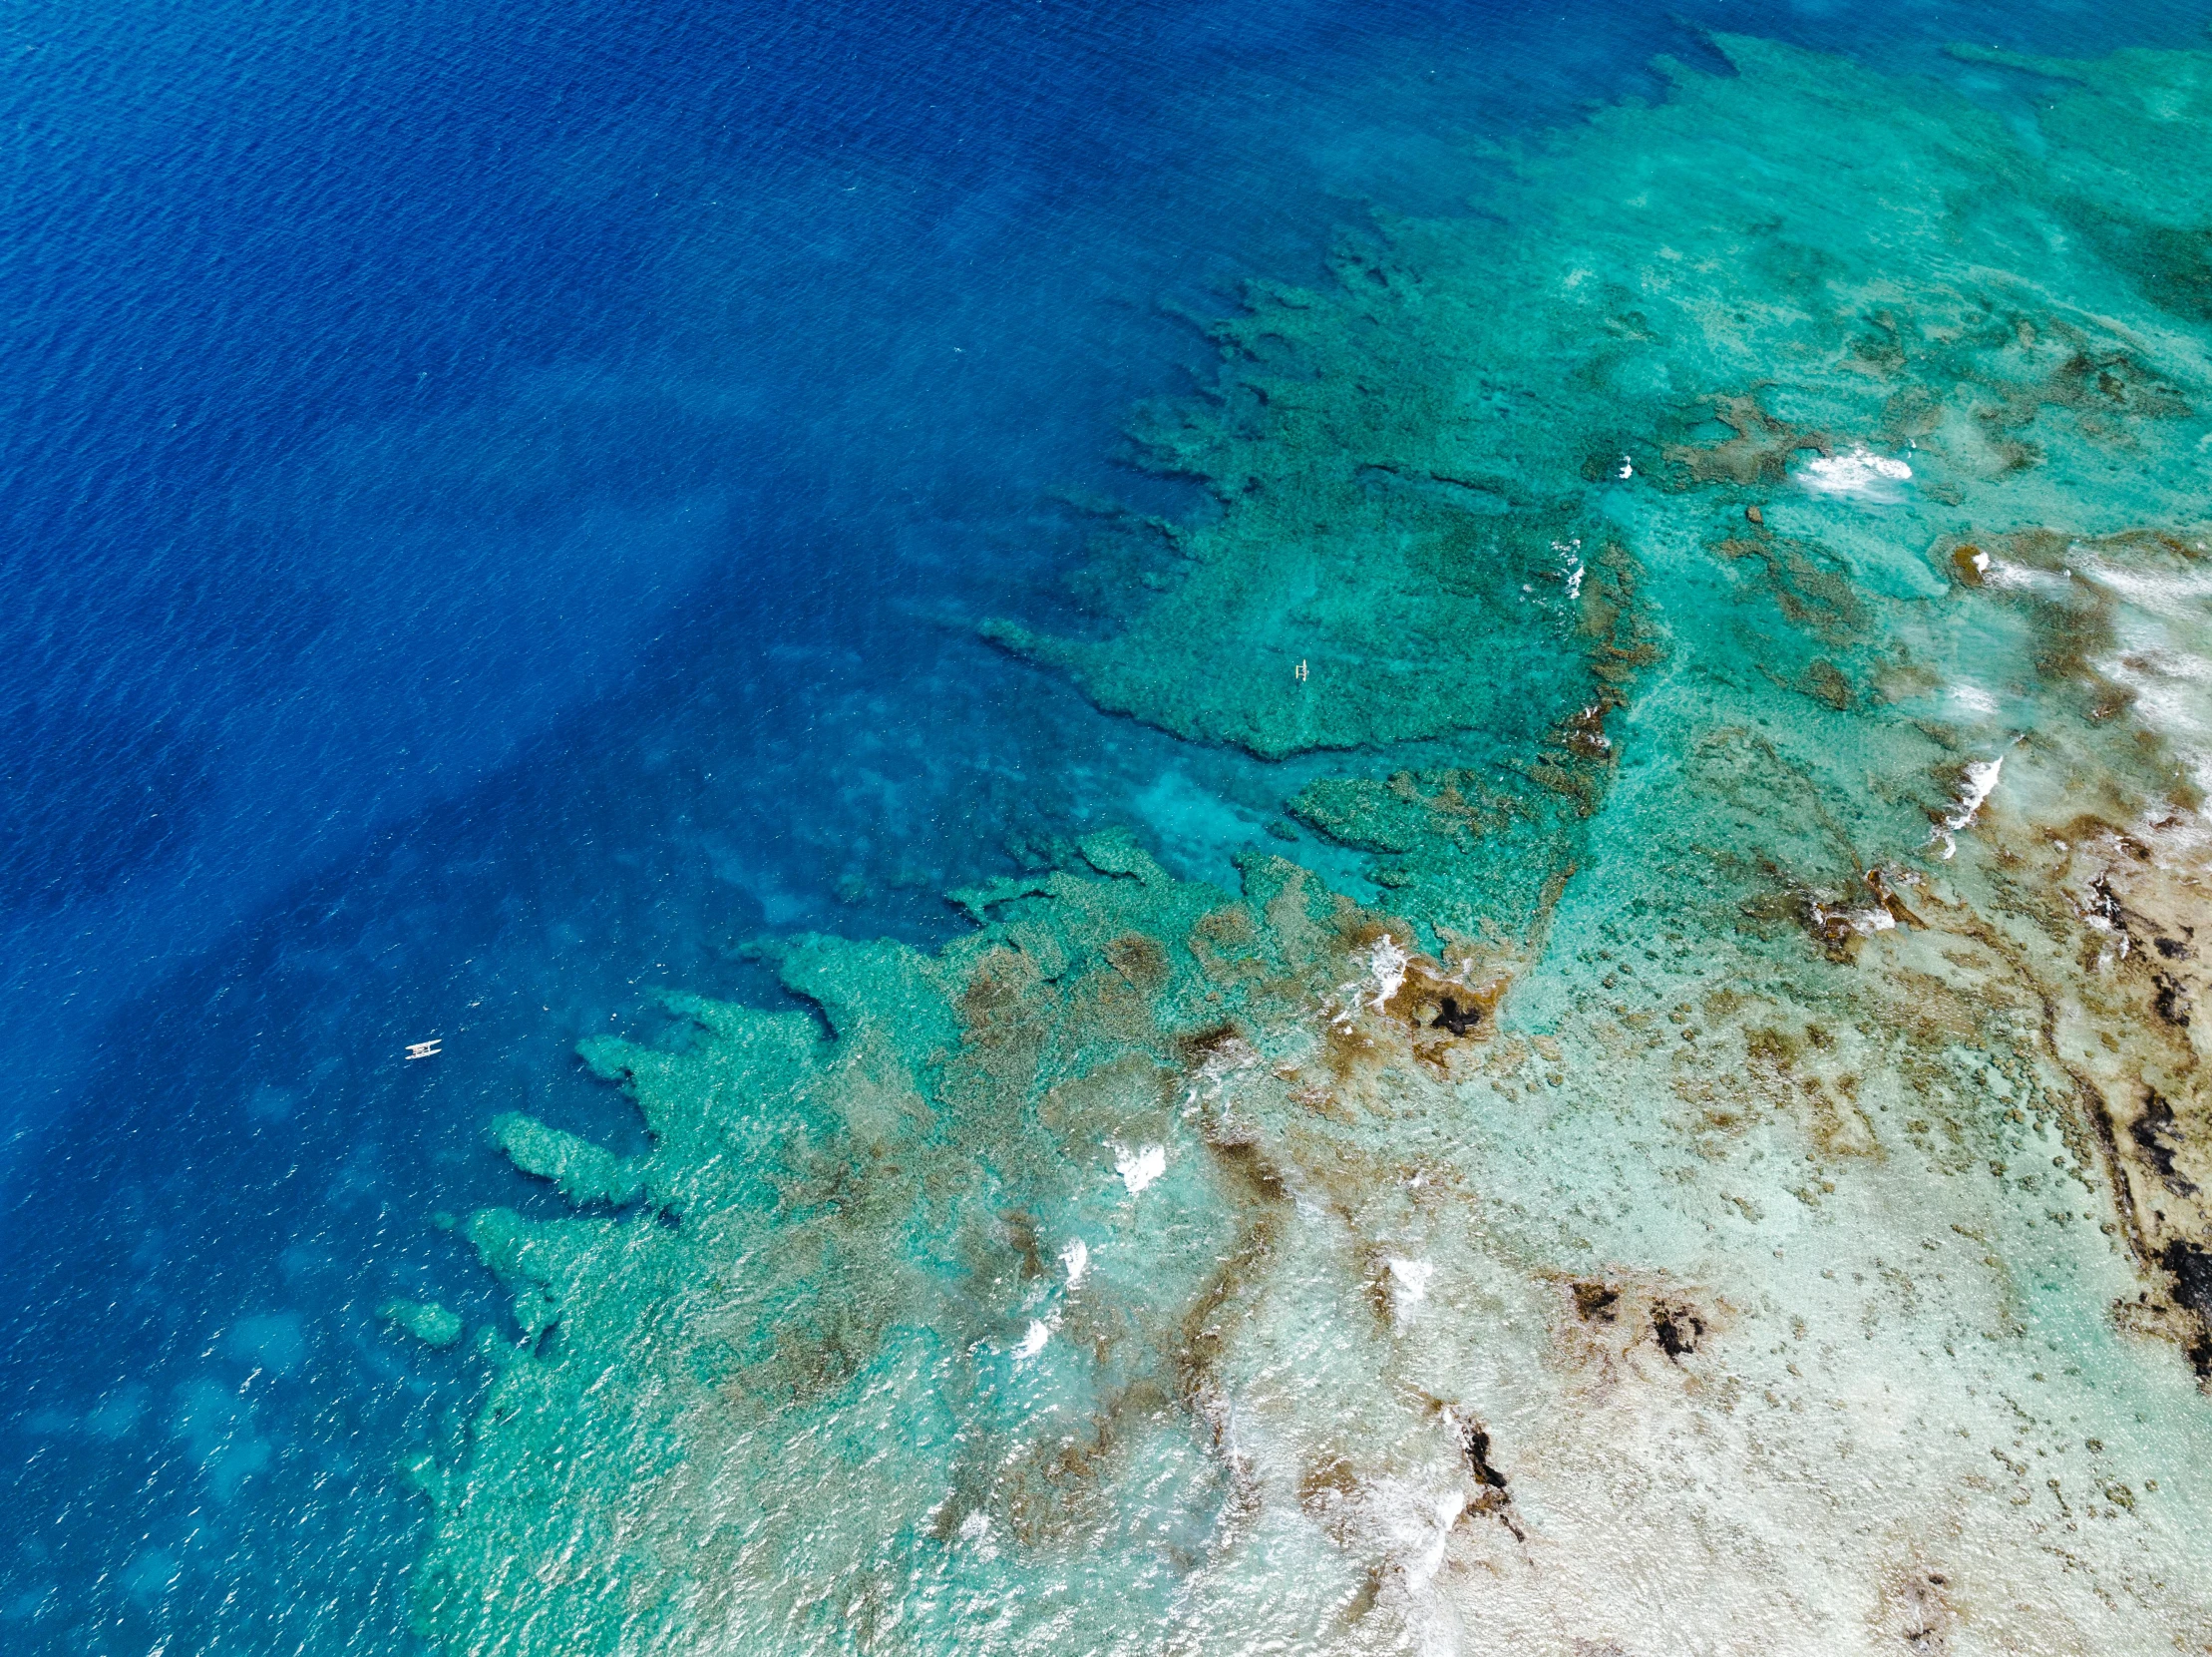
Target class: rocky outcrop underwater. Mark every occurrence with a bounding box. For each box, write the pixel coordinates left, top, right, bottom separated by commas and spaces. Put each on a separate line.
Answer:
404, 37, 2212, 1655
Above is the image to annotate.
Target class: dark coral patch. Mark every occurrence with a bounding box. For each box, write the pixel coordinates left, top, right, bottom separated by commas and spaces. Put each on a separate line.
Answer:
1652, 1301, 1704, 1361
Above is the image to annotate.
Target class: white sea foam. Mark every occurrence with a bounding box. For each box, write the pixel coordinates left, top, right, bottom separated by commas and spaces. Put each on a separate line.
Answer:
1809, 897, 1895, 937
1981, 560, 2070, 596
1386, 1256, 1434, 1312
1795, 445, 1912, 503
955, 1510, 997, 1560
1013, 1319, 1050, 1361
2079, 557, 2212, 792
1554, 537, 1586, 600
1060, 1237, 1089, 1287
2080, 557, 2212, 620
1954, 754, 2005, 823
1116, 1143, 1166, 1194
1932, 751, 2007, 859
1366, 935, 1409, 1014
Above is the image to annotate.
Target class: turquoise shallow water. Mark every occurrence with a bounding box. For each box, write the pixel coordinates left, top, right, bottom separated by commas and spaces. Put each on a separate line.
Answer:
8, 4, 2212, 1655
410, 27, 2212, 1657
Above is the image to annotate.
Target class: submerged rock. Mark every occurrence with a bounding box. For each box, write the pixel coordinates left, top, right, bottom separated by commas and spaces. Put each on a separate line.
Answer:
380, 1299, 465, 1350
488, 1110, 642, 1209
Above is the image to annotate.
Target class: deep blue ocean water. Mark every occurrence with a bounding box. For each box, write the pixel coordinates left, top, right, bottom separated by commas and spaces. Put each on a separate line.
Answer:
2, 0, 2206, 1650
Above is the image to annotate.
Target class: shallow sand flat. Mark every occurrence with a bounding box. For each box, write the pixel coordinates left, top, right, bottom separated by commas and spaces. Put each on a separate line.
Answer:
408, 37, 2212, 1655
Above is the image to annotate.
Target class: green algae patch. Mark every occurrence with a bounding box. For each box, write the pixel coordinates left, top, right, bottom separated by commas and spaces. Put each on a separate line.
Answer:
489, 1111, 642, 1208
379, 1299, 464, 1350
413, 36, 2212, 1655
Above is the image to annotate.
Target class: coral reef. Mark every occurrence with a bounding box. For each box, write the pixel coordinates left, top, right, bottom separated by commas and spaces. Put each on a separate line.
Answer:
489, 1111, 643, 1208
381, 1300, 465, 1350
409, 37, 2212, 1655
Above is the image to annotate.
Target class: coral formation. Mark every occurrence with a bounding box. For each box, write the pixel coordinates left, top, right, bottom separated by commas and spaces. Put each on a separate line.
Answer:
381, 1300, 465, 1350
489, 1111, 644, 1208
408, 36, 2212, 1655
